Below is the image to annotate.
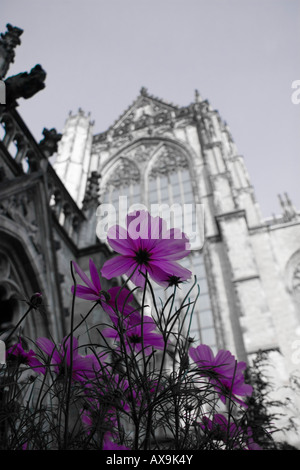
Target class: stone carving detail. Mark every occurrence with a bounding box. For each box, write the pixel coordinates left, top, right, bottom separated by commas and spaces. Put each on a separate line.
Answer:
93, 101, 195, 148
127, 143, 159, 163
203, 117, 216, 139
134, 113, 154, 130
5, 64, 46, 105
292, 264, 300, 302
286, 251, 300, 308
82, 171, 101, 210
107, 158, 140, 188
0, 191, 41, 253
0, 24, 23, 51
0, 23, 23, 79
278, 193, 298, 222
149, 146, 188, 177
39, 128, 62, 157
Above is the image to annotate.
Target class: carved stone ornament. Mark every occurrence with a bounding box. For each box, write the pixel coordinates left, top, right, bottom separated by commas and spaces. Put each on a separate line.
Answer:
286, 251, 300, 306
0, 191, 41, 254
0, 23, 23, 79
127, 143, 160, 163
149, 146, 188, 177
292, 263, 300, 302
0, 24, 23, 52
107, 158, 140, 188
39, 127, 62, 157
4, 64, 46, 105
82, 171, 101, 210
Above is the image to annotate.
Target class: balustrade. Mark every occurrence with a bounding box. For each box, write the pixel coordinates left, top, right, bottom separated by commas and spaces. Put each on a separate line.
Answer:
0, 109, 85, 239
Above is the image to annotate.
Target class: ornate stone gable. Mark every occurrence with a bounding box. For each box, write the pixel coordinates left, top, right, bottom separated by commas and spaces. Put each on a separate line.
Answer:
92, 89, 196, 150
111, 87, 178, 131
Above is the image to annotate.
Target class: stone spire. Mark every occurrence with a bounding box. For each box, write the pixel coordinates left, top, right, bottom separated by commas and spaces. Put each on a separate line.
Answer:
53, 109, 94, 208
278, 192, 298, 222
194, 89, 203, 103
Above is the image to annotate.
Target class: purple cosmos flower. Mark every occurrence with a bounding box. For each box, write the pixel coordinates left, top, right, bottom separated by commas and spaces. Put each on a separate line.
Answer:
6, 338, 45, 374
189, 344, 253, 407
200, 414, 261, 450
103, 285, 139, 323
71, 259, 137, 316
71, 258, 111, 302
102, 312, 165, 356
101, 210, 192, 288
36, 336, 98, 382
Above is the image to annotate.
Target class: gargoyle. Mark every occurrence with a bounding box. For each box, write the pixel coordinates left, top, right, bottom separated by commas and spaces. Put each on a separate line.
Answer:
39, 127, 62, 157
4, 64, 46, 106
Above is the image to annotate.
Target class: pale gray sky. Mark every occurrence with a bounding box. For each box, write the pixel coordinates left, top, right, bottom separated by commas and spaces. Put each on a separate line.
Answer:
2, 0, 300, 218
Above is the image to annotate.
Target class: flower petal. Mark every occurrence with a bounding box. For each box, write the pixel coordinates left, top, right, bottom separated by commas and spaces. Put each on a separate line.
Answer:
72, 261, 95, 291
89, 259, 101, 292
149, 259, 192, 283
36, 337, 56, 356
71, 285, 100, 301
101, 255, 136, 279
189, 344, 215, 367
36, 337, 61, 364
107, 286, 135, 313
151, 236, 190, 260
107, 225, 136, 256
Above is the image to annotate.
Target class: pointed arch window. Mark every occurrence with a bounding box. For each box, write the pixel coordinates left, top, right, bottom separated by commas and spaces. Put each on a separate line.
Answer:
101, 157, 142, 224
147, 147, 217, 351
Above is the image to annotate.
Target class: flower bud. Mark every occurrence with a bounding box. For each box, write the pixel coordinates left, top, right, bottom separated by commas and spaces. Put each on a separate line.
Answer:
29, 292, 43, 308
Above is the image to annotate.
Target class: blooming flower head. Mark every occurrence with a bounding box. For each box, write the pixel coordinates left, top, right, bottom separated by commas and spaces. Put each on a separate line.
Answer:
71, 258, 110, 303
6, 338, 45, 374
102, 312, 165, 356
71, 259, 136, 317
101, 210, 192, 288
102, 285, 139, 324
36, 336, 98, 382
189, 344, 253, 407
200, 413, 261, 450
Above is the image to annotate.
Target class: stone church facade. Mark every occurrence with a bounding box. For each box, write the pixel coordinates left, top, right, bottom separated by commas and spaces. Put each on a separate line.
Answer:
1, 23, 300, 444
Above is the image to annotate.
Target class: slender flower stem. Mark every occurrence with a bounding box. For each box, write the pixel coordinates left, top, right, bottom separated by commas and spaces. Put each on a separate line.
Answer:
225, 360, 238, 450
63, 261, 76, 449
5, 306, 34, 343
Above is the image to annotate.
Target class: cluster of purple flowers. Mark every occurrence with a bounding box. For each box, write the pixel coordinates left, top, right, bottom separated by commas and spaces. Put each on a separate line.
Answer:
5, 210, 259, 450
199, 413, 261, 450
